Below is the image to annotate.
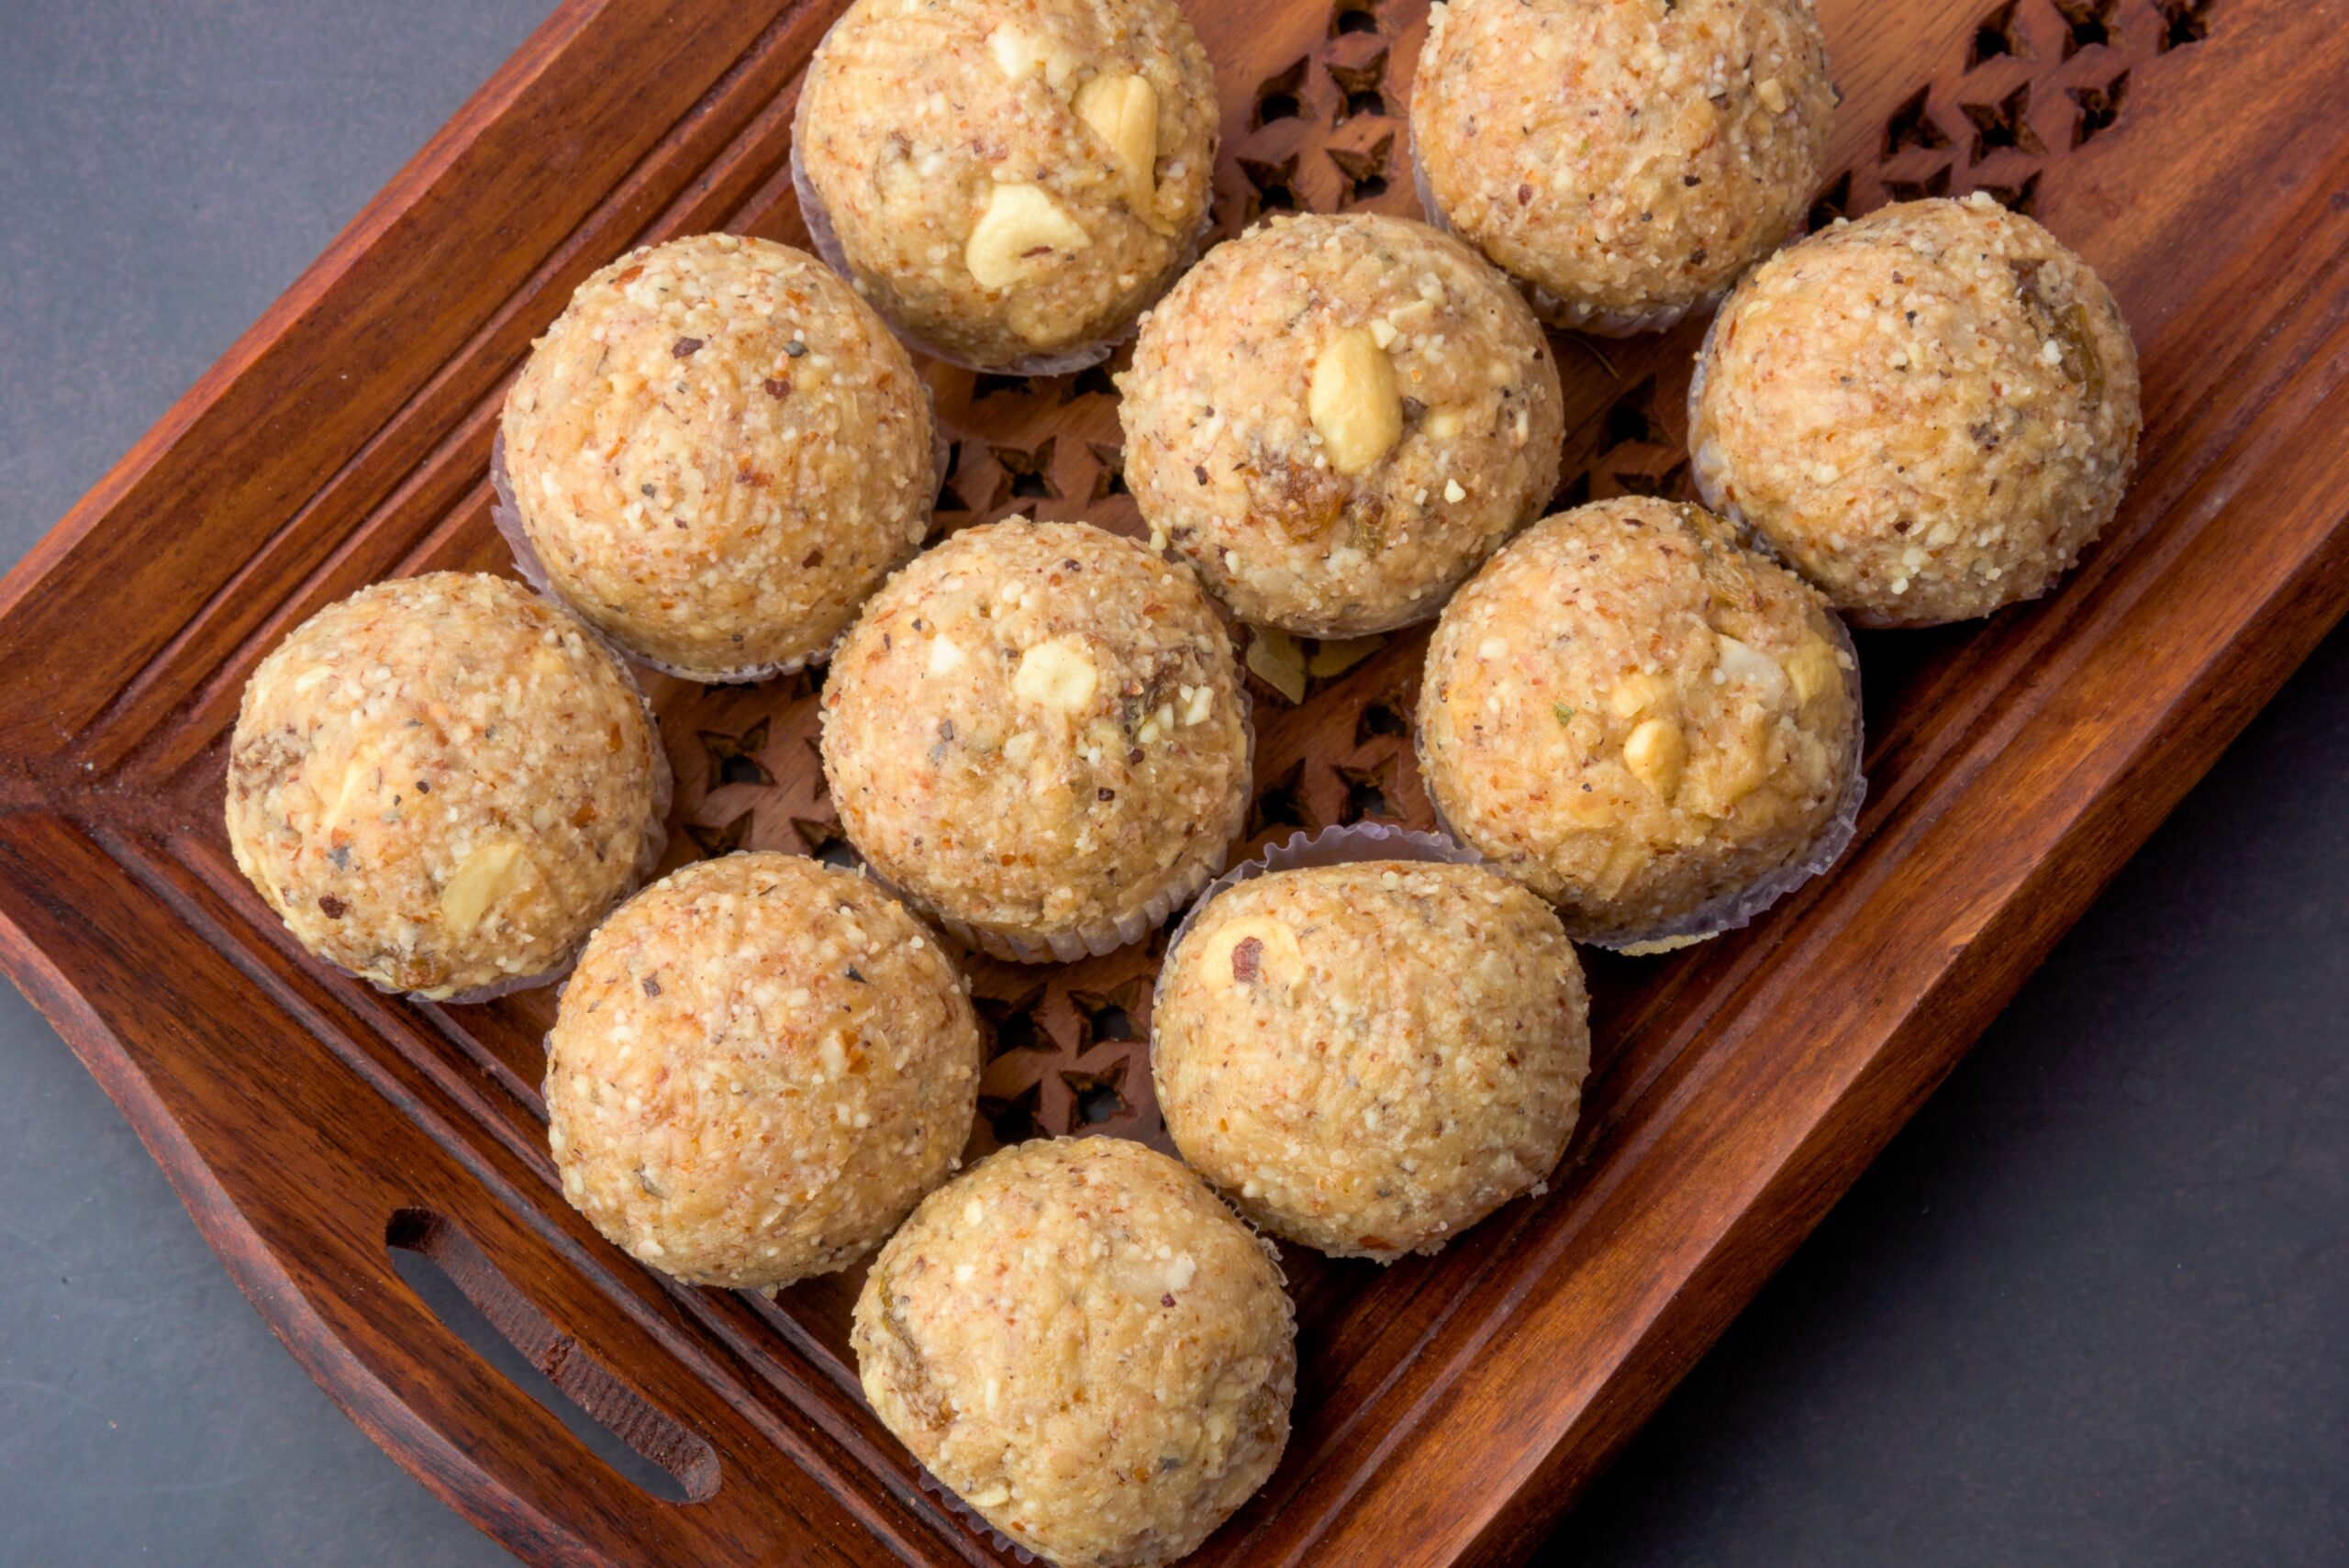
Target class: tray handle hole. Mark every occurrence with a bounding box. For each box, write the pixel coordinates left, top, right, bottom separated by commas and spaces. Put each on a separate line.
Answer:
385, 1208, 719, 1505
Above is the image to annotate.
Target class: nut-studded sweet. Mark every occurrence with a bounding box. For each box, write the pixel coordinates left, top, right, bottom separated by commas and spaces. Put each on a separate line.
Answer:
819, 518, 1251, 959
544, 854, 980, 1290
1154, 861, 1590, 1262
1120, 214, 1564, 638
499, 234, 936, 680
225, 573, 664, 998
1691, 195, 2143, 625
1417, 498, 1861, 943
1412, 0, 1835, 333
797, 0, 1218, 368
853, 1137, 1294, 1567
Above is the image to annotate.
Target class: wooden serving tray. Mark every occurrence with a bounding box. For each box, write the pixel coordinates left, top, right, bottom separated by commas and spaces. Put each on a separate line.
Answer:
1, 0, 2342, 1562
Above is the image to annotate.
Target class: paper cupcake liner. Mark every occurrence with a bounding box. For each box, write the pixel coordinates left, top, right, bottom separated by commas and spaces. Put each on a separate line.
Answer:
927, 839, 1230, 964
369, 598, 673, 1006
1413, 612, 1868, 951
911, 1462, 1040, 1563
789, 87, 1211, 378
490, 395, 950, 686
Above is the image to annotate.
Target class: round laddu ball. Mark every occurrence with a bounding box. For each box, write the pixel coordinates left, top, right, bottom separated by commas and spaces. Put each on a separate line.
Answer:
499, 233, 937, 681
1690, 195, 2143, 625
1153, 861, 1591, 1261
853, 1137, 1294, 1568
797, 0, 1218, 369
225, 573, 664, 999
1417, 498, 1861, 944
1119, 213, 1565, 638
543, 854, 980, 1290
1411, 0, 1834, 333
819, 518, 1251, 961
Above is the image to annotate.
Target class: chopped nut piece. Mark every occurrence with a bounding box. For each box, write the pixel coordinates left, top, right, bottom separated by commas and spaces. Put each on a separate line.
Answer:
1609, 671, 1677, 718
986, 25, 1083, 90
1011, 635, 1100, 711
965, 183, 1092, 290
1307, 325, 1405, 474
1623, 717, 1688, 798
1075, 72, 1160, 213
1782, 634, 1843, 710
440, 840, 529, 936
1713, 634, 1792, 703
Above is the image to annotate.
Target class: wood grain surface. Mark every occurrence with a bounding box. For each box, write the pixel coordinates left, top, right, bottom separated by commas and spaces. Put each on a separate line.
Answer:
0, 0, 2342, 1563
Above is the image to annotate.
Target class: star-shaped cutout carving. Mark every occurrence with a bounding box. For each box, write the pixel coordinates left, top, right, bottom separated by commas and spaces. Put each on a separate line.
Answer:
1960, 83, 2047, 164
1249, 759, 1315, 840
1603, 375, 1667, 450
1328, 53, 1388, 123
1610, 461, 1692, 501
1252, 58, 1309, 128
975, 984, 1055, 1062
2069, 72, 2131, 148
1967, 2, 2031, 69
1328, 134, 1394, 204
789, 817, 859, 869
684, 809, 752, 859
1886, 164, 1954, 203
697, 717, 773, 788
935, 439, 973, 516
2051, 0, 2122, 58
1238, 155, 1303, 220
2154, 0, 2213, 51
989, 438, 1061, 510
978, 1083, 1043, 1148
1086, 440, 1129, 503
1883, 87, 1954, 159
1060, 1058, 1131, 1129
1335, 762, 1400, 825
1071, 984, 1148, 1051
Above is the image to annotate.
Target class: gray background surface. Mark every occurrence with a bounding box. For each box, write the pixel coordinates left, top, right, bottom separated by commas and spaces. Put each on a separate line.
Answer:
1, 3, 2343, 1564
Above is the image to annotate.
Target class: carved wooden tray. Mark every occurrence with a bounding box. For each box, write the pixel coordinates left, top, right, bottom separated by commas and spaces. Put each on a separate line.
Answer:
1, 0, 2341, 1562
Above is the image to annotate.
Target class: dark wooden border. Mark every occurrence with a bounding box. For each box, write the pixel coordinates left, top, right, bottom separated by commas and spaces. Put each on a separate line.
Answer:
0, 1, 2343, 1563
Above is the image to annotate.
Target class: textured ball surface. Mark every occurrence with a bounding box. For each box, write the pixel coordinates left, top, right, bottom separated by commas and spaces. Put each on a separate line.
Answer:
1690, 195, 2143, 624
1120, 213, 1564, 636
545, 854, 980, 1290
854, 1137, 1294, 1567
799, 0, 1218, 367
820, 518, 1250, 957
500, 233, 936, 678
1418, 498, 1859, 941
1154, 860, 1590, 1260
226, 573, 662, 998
1412, 0, 1834, 329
